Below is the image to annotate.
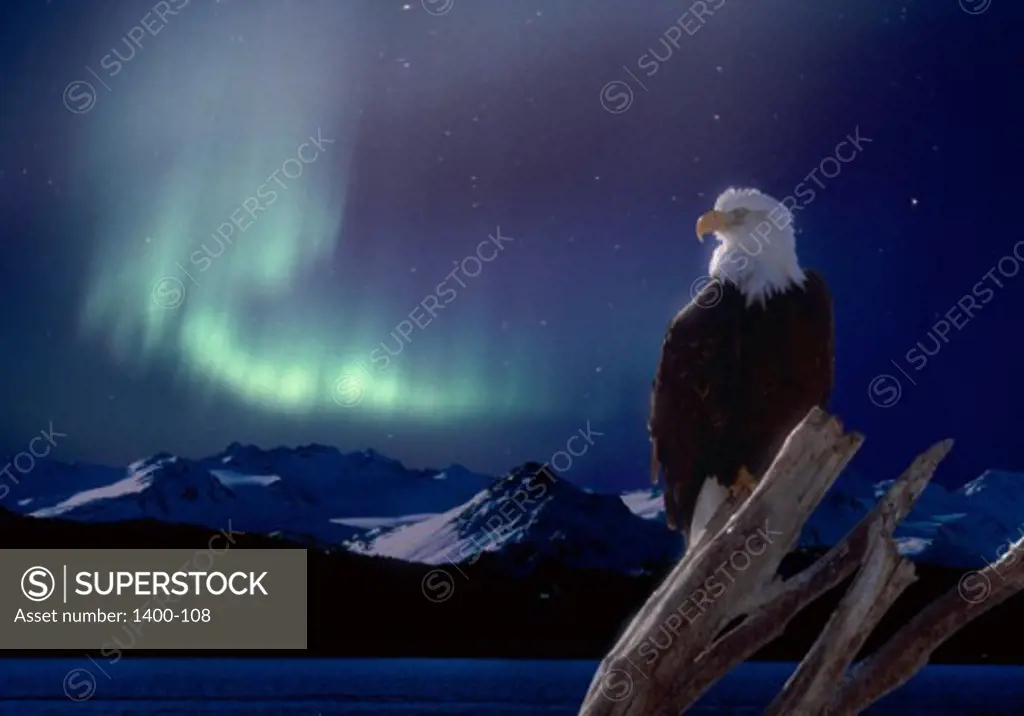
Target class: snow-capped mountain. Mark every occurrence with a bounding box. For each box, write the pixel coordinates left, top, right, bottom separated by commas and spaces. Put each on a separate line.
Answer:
32, 454, 235, 521
347, 462, 683, 574
1, 458, 122, 511
5, 441, 1023, 572
200, 443, 493, 517
4, 445, 494, 548
620, 487, 664, 521
958, 470, 1024, 535
25, 453, 355, 544
622, 470, 1024, 569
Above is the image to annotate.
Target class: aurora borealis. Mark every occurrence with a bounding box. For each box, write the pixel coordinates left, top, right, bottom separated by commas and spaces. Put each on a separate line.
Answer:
2, 0, 1022, 488
74, 2, 381, 417
71, 0, 555, 424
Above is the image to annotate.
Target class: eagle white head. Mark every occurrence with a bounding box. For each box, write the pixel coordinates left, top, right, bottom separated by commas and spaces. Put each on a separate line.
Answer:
696, 187, 806, 307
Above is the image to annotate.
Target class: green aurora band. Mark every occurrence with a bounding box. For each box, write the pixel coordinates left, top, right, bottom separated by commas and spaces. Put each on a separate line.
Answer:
75, 5, 539, 422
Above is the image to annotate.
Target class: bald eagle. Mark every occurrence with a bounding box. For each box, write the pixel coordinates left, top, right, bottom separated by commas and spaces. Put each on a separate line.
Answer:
649, 188, 834, 549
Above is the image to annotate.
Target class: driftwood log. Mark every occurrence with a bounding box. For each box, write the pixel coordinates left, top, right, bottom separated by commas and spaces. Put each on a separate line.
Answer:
578, 407, 1024, 715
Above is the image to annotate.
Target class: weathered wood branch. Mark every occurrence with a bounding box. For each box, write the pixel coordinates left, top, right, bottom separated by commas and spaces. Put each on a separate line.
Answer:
827, 535, 1024, 715
668, 438, 954, 709
576, 407, 985, 716
767, 522, 916, 716
578, 408, 863, 716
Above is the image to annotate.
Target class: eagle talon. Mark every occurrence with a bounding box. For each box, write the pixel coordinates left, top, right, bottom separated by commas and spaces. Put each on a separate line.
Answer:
729, 467, 758, 500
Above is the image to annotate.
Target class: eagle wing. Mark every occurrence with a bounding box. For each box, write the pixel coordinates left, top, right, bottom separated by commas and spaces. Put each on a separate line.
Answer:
648, 280, 739, 534
804, 270, 835, 402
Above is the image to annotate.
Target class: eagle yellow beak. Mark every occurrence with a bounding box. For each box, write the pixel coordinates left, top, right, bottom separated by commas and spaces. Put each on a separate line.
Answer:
696, 210, 730, 242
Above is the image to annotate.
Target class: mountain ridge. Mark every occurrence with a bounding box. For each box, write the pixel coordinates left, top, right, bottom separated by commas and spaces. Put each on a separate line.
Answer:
2, 445, 1022, 572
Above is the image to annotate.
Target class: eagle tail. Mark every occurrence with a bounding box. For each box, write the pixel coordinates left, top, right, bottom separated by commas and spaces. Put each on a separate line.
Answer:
664, 484, 678, 531
688, 478, 729, 548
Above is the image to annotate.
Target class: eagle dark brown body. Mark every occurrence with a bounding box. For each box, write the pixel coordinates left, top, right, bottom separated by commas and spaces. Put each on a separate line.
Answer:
648, 270, 834, 545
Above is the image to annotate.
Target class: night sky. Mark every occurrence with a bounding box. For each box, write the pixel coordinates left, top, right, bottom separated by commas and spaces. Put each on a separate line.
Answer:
1, 0, 1020, 492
